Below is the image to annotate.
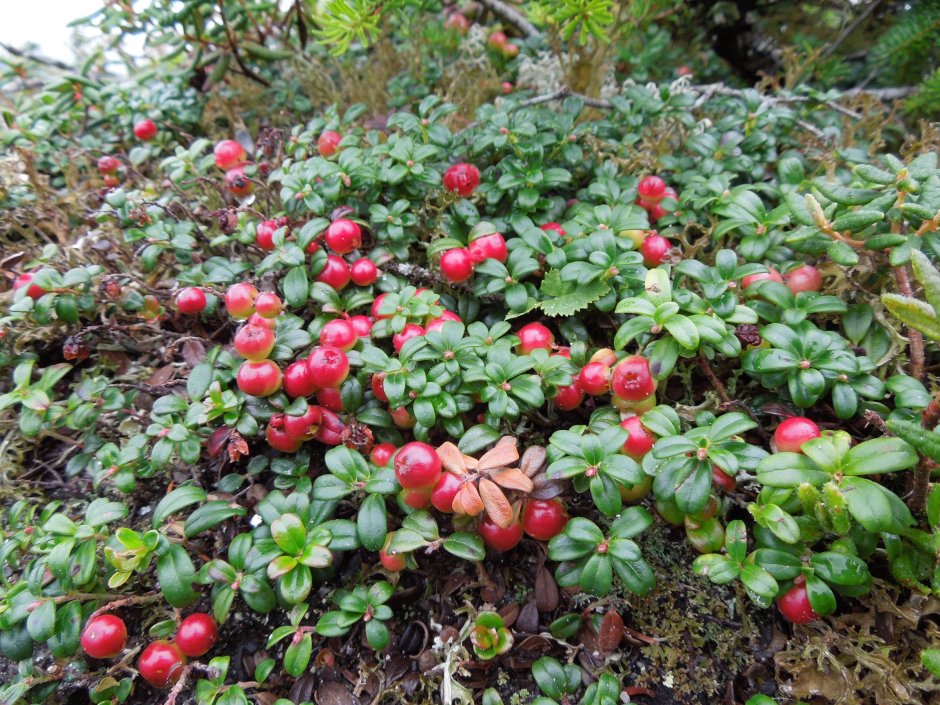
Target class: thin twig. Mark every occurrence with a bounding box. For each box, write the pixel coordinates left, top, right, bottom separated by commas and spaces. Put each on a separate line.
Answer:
822, 0, 883, 58
893, 265, 925, 381
698, 351, 731, 404
476, 0, 540, 39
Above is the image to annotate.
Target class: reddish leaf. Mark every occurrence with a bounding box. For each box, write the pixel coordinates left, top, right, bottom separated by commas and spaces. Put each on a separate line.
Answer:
437, 442, 470, 476
477, 436, 519, 471
479, 478, 513, 528
489, 467, 534, 493
452, 482, 484, 516
597, 610, 624, 654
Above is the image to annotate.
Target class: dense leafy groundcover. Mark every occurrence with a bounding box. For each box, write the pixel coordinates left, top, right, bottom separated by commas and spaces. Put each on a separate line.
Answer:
2, 4, 940, 705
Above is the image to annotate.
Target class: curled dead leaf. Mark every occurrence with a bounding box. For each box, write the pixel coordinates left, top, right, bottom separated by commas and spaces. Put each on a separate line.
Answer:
436, 442, 470, 475
452, 482, 484, 516
489, 467, 534, 493
520, 445, 547, 477
479, 477, 513, 528
477, 436, 519, 471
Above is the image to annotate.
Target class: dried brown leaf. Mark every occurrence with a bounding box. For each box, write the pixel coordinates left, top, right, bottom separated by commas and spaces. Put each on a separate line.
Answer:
452, 482, 484, 516
535, 565, 559, 612
520, 445, 547, 477
477, 436, 519, 471
489, 467, 534, 493
516, 602, 539, 634
479, 478, 513, 527
436, 442, 469, 475
597, 610, 624, 654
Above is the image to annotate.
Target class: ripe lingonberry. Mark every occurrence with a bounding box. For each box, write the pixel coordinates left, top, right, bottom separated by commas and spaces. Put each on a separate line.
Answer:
773, 417, 821, 453
394, 441, 442, 490
133, 119, 157, 141
503, 43, 519, 58
742, 268, 784, 290
442, 163, 480, 197
80, 615, 127, 659
349, 315, 373, 337
316, 255, 351, 290
317, 130, 342, 157
225, 283, 259, 320
313, 407, 345, 445
540, 222, 566, 237
320, 319, 358, 351
214, 140, 246, 170
247, 312, 277, 330
440, 248, 474, 283
283, 405, 323, 440
785, 264, 822, 294
425, 311, 462, 333
13, 273, 47, 300
777, 583, 819, 624
97, 155, 120, 174
578, 361, 611, 396
267, 416, 304, 452
487, 31, 508, 50
175, 614, 217, 657
430, 471, 462, 513
611, 355, 656, 401
371, 292, 392, 320
401, 487, 433, 509
254, 292, 282, 318
621, 415, 655, 460
175, 288, 206, 314
468, 232, 508, 264
370, 442, 397, 467
379, 533, 406, 571
234, 323, 275, 361
521, 499, 568, 541
236, 360, 282, 396
283, 360, 317, 398
389, 405, 415, 429
712, 465, 736, 492
325, 219, 362, 254
306, 346, 350, 388
478, 515, 523, 552
371, 372, 389, 402
316, 386, 344, 412
138, 640, 186, 689
393, 323, 425, 353
516, 322, 554, 355
350, 257, 378, 286
444, 12, 470, 33
637, 175, 667, 202
554, 381, 584, 411
640, 234, 671, 266
255, 220, 279, 251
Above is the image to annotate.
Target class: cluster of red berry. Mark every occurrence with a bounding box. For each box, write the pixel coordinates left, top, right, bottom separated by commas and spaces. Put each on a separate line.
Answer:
635, 174, 678, 224
80, 612, 217, 689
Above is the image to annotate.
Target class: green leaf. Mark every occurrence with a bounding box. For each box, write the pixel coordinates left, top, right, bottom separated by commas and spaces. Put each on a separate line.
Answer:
739, 564, 778, 600
843, 437, 918, 475
184, 501, 247, 538
279, 564, 313, 604
457, 424, 500, 454
283, 266, 309, 308
442, 532, 485, 561
152, 486, 208, 528
539, 279, 610, 317
725, 520, 747, 563
356, 493, 387, 552
271, 513, 307, 555
886, 416, 940, 463
840, 477, 896, 532
156, 544, 199, 607
882, 293, 940, 342
284, 632, 312, 676
692, 554, 740, 584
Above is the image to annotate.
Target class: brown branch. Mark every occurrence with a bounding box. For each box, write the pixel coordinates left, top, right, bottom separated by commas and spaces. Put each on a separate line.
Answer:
893, 264, 925, 381
476, 0, 540, 39
217, 0, 270, 87
698, 351, 731, 405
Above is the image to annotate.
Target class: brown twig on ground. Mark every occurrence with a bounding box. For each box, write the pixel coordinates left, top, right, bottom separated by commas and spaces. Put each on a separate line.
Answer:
698, 351, 731, 405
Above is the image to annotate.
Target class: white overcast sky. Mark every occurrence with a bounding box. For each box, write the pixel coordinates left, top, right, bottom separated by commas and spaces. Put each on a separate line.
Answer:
0, 0, 107, 61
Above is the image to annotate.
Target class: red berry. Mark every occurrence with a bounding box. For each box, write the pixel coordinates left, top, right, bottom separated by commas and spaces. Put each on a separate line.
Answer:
254, 292, 282, 318
468, 232, 507, 264
785, 264, 822, 294
306, 346, 350, 388
267, 419, 303, 452
80, 615, 127, 659
647, 203, 668, 223
317, 130, 342, 157
773, 417, 821, 453
621, 415, 655, 460
478, 515, 522, 552
175, 614, 217, 657
283, 360, 317, 398
325, 219, 362, 254
316, 386, 344, 412
255, 220, 279, 251
176, 287, 206, 314
430, 471, 462, 513
283, 405, 323, 440
97, 156, 120, 174
103, 174, 120, 188
440, 248, 474, 283
611, 355, 656, 401
389, 405, 415, 429
393, 323, 425, 353
225, 283, 259, 320
225, 167, 253, 198
13, 273, 47, 300
350, 258, 378, 286
663, 186, 678, 201
133, 119, 157, 141
712, 465, 736, 492
777, 584, 819, 624
249, 312, 277, 330
349, 315, 372, 337
426, 311, 462, 333
401, 487, 433, 509
371, 293, 391, 320
236, 360, 282, 396
541, 222, 566, 237
640, 234, 671, 266
554, 381, 584, 411
590, 348, 617, 367
521, 499, 568, 541
579, 361, 611, 396
370, 442, 397, 467
138, 640, 186, 689
637, 175, 666, 202
320, 319, 358, 351
214, 140, 246, 170
487, 31, 508, 49
444, 12, 470, 34
742, 268, 784, 290
503, 43, 519, 58
517, 322, 554, 355
234, 323, 275, 361
379, 533, 406, 571
305, 239, 320, 255
394, 441, 442, 490
316, 255, 351, 290
313, 407, 345, 445
443, 163, 480, 197
371, 373, 389, 402
501, 82, 513, 94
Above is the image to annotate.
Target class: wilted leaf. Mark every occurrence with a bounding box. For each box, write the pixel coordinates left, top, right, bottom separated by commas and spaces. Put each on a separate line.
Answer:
437, 442, 470, 475
453, 482, 485, 516
479, 478, 513, 528
477, 436, 519, 471
489, 468, 534, 493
